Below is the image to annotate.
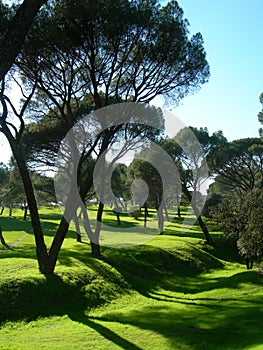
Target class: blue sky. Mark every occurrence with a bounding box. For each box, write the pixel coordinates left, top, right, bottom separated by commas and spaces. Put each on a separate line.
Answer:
168, 0, 263, 141
1, 0, 263, 164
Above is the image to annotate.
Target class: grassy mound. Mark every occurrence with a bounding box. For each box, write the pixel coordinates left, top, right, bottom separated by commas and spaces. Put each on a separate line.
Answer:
0, 208, 263, 349
0, 234, 223, 324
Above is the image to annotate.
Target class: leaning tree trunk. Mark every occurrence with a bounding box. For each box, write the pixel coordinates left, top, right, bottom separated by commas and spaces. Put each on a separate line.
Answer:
183, 185, 213, 245
79, 200, 101, 257
192, 201, 213, 245
14, 152, 50, 272
48, 215, 70, 273
91, 202, 104, 257
0, 0, 48, 81
3, 127, 51, 273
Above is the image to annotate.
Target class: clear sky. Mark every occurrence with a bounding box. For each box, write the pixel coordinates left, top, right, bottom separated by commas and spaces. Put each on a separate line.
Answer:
1, 0, 263, 164
169, 0, 263, 142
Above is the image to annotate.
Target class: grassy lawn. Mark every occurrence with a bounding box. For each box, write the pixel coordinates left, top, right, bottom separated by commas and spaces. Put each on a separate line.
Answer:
0, 207, 263, 349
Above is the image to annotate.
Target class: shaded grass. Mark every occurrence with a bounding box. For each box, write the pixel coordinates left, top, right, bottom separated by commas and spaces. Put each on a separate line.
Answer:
0, 208, 262, 349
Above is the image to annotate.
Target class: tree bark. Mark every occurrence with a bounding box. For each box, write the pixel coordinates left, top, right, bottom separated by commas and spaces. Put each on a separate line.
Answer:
113, 203, 121, 225
192, 201, 213, 245
183, 185, 213, 245
91, 241, 101, 256
177, 206, 181, 218
144, 205, 148, 228
92, 201, 104, 257
0, 224, 6, 246
2, 125, 50, 273
48, 215, 70, 273
115, 211, 121, 225
73, 212, 82, 242
23, 204, 28, 221
157, 205, 164, 235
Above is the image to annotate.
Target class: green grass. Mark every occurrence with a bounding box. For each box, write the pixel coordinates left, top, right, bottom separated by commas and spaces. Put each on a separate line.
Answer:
0, 207, 263, 349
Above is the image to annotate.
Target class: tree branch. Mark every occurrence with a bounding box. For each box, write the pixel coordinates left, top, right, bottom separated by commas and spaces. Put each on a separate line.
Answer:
0, 0, 48, 81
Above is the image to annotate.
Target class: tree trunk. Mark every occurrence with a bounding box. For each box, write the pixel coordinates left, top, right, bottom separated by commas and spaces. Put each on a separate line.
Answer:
157, 204, 164, 235
177, 206, 181, 218
144, 205, 147, 228
92, 202, 104, 257
0, 224, 6, 246
79, 200, 102, 257
48, 215, 70, 273
91, 241, 101, 256
116, 211, 121, 225
9, 205, 12, 216
3, 130, 50, 273
183, 185, 213, 245
0, 207, 4, 215
23, 204, 28, 221
164, 204, 170, 221
73, 213, 82, 242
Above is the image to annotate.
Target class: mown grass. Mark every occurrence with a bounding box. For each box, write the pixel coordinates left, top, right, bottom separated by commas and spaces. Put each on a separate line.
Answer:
0, 206, 262, 349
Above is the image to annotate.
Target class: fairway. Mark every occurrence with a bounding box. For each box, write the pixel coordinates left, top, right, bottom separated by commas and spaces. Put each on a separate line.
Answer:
0, 207, 263, 350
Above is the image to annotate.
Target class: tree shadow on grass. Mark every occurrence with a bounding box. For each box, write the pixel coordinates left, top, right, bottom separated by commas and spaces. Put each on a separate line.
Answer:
0, 244, 263, 350
0, 272, 142, 350
0, 216, 31, 233
87, 298, 263, 350
81, 264, 263, 348
69, 315, 144, 350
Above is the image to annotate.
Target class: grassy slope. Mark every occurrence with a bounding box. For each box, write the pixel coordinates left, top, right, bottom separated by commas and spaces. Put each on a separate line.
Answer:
0, 207, 262, 350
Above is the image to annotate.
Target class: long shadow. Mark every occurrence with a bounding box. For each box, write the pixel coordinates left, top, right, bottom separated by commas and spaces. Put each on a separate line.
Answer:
69, 315, 144, 350
0, 272, 142, 350
1, 269, 262, 350
1, 243, 263, 350
87, 299, 263, 350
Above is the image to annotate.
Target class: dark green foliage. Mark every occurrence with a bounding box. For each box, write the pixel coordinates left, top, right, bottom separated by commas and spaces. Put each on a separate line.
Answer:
128, 158, 163, 209
0, 162, 8, 186
211, 189, 263, 269
21, 0, 209, 107
208, 137, 263, 192
111, 163, 131, 205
